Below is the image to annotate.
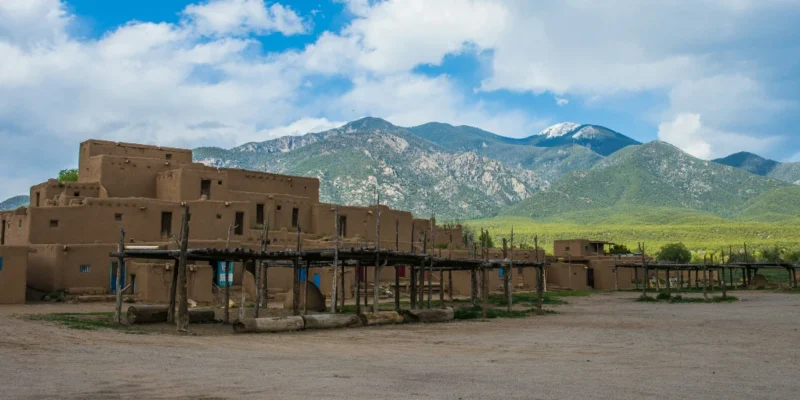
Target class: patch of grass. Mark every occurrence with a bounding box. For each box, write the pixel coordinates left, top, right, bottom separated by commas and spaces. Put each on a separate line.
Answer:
636, 295, 658, 302
656, 291, 672, 300
664, 295, 739, 303
452, 306, 551, 320
488, 292, 568, 306
26, 312, 144, 333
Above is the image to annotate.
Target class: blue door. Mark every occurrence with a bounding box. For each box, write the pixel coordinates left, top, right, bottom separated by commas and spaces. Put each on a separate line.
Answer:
313, 273, 321, 288
299, 267, 307, 282
498, 268, 504, 277
110, 262, 126, 293
216, 261, 234, 287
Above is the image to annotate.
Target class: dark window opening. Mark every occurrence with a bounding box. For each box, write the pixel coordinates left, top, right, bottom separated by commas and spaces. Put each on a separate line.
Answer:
74, 191, 80, 197
36, 192, 40, 207
338, 215, 347, 237
80, 265, 91, 273
291, 208, 299, 228
49, 220, 59, 228
276, 205, 282, 211
1, 220, 5, 245
234, 212, 244, 235
218, 180, 223, 185
161, 212, 172, 237
18, 220, 21, 228
565, 246, 570, 251
216, 214, 222, 219
114, 213, 123, 221
166, 153, 172, 160
256, 204, 264, 225
200, 179, 211, 199
0, 256, 3, 271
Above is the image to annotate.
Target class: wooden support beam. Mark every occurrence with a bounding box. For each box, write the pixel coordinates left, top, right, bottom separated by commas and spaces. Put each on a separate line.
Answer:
331, 207, 339, 313
115, 227, 125, 325
355, 261, 362, 315
224, 223, 233, 324
176, 206, 190, 332
167, 259, 178, 324
395, 217, 400, 312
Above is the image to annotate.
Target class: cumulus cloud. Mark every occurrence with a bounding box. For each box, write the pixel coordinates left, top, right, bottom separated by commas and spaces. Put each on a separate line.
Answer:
657, 113, 778, 159
555, 97, 569, 106
182, 0, 310, 36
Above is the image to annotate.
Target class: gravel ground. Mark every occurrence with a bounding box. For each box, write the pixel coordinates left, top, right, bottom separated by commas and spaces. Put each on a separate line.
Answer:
1, 291, 798, 399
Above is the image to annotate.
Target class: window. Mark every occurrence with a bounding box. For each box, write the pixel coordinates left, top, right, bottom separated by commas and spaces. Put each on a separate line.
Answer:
218, 180, 223, 185
49, 220, 59, 228
114, 213, 123, 221
276, 205, 282, 211
338, 215, 347, 237
161, 212, 172, 237
291, 208, 299, 228
36, 192, 40, 207
166, 153, 172, 160
19, 220, 22, 228
73, 191, 80, 197
565, 246, 570, 251
234, 212, 244, 235
216, 214, 222, 219
0, 257, 3, 271
200, 179, 211, 199
80, 265, 91, 273
1, 220, 5, 245
256, 204, 264, 225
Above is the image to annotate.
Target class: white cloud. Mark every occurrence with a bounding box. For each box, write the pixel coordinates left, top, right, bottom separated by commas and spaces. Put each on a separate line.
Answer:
182, 0, 309, 36
257, 118, 346, 140
555, 97, 569, 106
657, 113, 778, 159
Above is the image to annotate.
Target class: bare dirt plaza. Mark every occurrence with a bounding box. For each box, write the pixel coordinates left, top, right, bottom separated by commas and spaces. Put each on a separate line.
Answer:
1, 291, 798, 400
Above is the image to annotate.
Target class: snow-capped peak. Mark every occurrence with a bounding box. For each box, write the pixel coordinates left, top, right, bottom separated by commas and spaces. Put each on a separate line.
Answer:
538, 122, 580, 138
571, 125, 603, 139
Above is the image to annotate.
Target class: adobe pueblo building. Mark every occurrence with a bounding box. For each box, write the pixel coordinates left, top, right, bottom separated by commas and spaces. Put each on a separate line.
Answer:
0, 140, 471, 303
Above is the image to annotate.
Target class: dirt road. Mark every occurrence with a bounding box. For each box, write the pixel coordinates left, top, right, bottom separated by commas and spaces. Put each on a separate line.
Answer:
1, 292, 798, 399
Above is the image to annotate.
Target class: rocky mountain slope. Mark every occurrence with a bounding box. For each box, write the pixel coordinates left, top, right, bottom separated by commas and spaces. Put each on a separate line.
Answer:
714, 151, 800, 185
502, 141, 799, 221
0, 195, 29, 211
196, 118, 546, 219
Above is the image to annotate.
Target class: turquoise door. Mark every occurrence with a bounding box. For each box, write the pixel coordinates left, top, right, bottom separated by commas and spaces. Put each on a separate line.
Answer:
217, 261, 234, 286
110, 262, 126, 293
313, 273, 321, 288
299, 267, 307, 282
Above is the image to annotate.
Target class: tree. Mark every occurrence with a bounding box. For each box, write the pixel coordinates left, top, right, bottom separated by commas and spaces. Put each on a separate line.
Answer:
478, 229, 495, 248
58, 168, 78, 182
760, 246, 783, 263
609, 244, 631, 254
657, 242, 691, 263
461, 225, 476, 246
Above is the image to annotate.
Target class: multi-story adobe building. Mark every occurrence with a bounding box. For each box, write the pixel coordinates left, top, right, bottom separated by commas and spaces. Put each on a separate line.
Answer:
0, 140, 463, 301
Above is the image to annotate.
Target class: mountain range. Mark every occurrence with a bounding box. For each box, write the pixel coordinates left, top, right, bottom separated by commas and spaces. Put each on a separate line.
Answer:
193, 117, 800, 222
4, 118, 800, 225
0, 195, 30, 212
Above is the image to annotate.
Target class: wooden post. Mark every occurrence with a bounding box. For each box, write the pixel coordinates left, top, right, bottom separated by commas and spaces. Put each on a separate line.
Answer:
224, 223, 233, 324
427, 215, 435, 309
254, 222, 268, 318
665, 268, 671, 296
331, 207, 339, 313
481, 265, 488, 318
373, 188, 381, 313
639, 242, 647, 297
239, 259, 247, 322
304, 260, 310, 315
508, 227, 514, 312
614, 255, 620, 291
115, 227, 125, 325
419, 232, 427, 308
292, 224, 301, 316
395, 218, 401, 312
703, 255, 709, 300
470, 242, 478, 307
634, 265, 639, 290
502, 238, 509, 306
355, 261, 361, 315
176, 206, 190, 332
534, 236, 543, 315
167, 259, 178, 323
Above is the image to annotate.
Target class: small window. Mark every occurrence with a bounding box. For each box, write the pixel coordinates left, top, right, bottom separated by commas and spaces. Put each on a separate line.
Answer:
565, 246, 570, 251
585, 246, 589, 251
114, 213, 123, 221
201, 179, 211, 199
166, 153, 172, 160
276, 205, 282, 211
19, 220, 22, 228
49, 220, 59, 228
234, 212, 244, 235
0, 257, 3, 271
161, 212, 172, 237
80, 265, 91, 273
216, 214, 222, 219
74, 191, 80, 197
218, 180, 223, 185
291, 208, 299, 228
256, 204, 264, 225
36, 192, 40, 207
338, 215, 347, 237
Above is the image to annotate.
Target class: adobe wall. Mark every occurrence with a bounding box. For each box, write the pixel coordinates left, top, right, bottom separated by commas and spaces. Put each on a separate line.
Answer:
126, 262, 214, 303
79, 140, 192, 175
88, 155, 188, 198
0, 246, 28, 304
27, 244, 118, 293
1, 208, 29, 246
311, 204, 415, 251
547, 262, 590, 290
30, 180, 102, 208
224, 170, 320, 203
553, 239, 592, 258
156, 167, 230, 202
588, 259, 634, 290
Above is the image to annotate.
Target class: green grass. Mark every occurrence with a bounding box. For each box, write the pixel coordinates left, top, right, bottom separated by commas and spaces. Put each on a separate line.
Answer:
635, 294, 739, 304
468, 215, 800, 255
488, 292, 567, 306
453, 306, 556, 320
26, 312, 144, 333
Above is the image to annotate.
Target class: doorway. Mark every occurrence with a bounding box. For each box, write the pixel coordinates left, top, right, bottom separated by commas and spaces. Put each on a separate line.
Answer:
587, 268, 595, 288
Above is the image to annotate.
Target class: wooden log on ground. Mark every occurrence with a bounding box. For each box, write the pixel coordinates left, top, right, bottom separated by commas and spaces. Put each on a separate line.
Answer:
402, 307, 454, 323
302, 314, 360, 330
233, 316, 305, 333
128, 306, 216, 324
358, 311, 404, 326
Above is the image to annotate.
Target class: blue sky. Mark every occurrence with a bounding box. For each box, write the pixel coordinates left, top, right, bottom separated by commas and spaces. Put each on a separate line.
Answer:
1, 0, 799, 200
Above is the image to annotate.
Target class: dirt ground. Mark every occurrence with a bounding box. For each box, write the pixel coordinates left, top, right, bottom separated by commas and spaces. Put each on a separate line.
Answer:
1, 291, 798, 399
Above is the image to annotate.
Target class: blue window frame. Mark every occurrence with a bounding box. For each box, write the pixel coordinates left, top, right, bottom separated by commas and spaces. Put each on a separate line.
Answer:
0, 256, 3, 272
80, 265, 91, 273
